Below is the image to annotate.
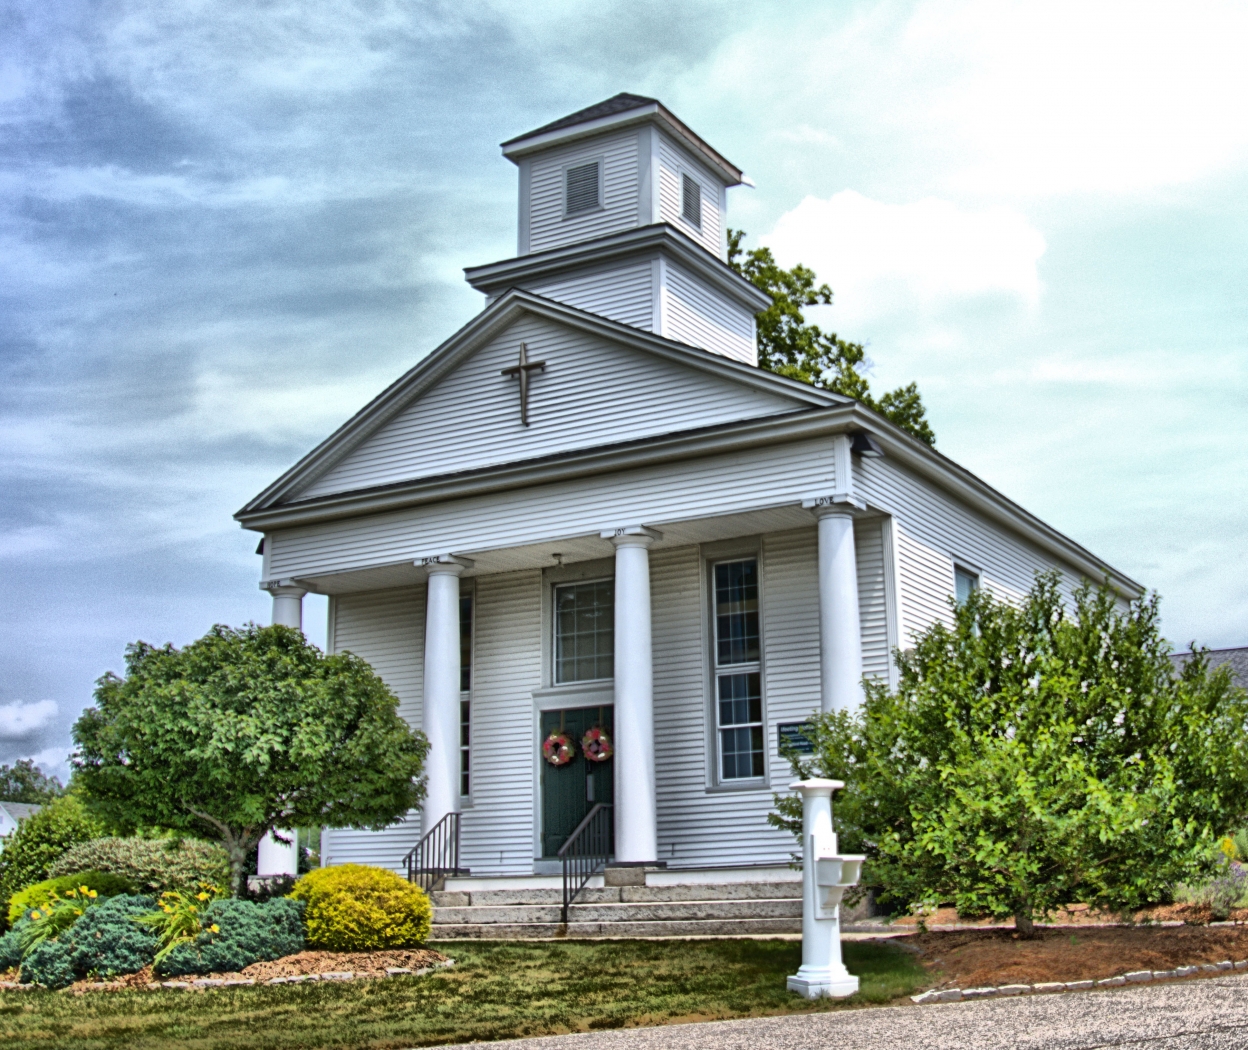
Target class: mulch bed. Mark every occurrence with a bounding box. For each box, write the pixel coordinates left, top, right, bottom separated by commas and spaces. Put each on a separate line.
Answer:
4, 948, 449, 993
906, 925, 1248, 990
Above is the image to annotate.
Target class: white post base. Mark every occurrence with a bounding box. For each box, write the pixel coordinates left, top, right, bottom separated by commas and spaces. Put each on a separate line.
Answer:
787, 968, 860, 999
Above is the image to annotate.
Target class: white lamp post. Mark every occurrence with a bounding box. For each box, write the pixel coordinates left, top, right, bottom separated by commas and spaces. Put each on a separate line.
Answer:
787, 778, 864, 999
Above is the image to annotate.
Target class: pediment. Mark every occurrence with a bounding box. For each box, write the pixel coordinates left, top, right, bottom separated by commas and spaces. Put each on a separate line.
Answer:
249, 293, 834, 511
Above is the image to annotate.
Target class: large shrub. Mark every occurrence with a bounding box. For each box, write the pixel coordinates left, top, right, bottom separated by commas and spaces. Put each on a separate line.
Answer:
74, 624, 428, 896
772, 574, 1248, 935
156, 897, 304, 976
291, 864, 431, 951
0, 797, 104, 930
7, 872, 135, 928
49, 837, 230, 896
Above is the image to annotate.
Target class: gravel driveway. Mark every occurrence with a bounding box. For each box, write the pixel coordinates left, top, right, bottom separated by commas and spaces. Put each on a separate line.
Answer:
445, 972, 1248, 1050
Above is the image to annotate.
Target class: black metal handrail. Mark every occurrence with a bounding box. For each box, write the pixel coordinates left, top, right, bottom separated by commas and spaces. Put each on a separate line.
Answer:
404, 811, 467, 892
557, 803, 612, 924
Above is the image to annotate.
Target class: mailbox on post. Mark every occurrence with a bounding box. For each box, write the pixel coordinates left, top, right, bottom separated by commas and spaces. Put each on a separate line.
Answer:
787, 779, 865, 999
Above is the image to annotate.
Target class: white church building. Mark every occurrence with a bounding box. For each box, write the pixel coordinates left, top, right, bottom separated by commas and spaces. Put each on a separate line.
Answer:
237, 95, 1141, 896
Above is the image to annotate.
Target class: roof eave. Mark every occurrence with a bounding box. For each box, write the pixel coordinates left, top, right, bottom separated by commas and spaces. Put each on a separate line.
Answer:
464, 224, 773, 312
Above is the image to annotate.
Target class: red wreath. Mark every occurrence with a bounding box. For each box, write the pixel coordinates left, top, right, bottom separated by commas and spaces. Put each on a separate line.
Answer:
581, 726, 613, 762
542, 731, 575, 766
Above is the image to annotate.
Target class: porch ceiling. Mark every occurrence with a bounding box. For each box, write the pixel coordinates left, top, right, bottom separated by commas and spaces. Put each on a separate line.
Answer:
292, 501, 845, 595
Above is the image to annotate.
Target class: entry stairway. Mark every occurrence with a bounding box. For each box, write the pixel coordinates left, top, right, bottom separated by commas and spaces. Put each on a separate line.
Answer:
430, 864, 804, 938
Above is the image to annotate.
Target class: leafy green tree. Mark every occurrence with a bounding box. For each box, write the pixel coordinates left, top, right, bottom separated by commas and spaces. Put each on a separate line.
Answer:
727, 229, 936, 445
772, 573, 1248, 935
73, 624, 429, 898
0, 795, 103, 928
0, 759, 64, 804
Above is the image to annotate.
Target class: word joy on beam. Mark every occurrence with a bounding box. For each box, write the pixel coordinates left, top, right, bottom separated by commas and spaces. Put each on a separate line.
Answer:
501, 342, 547, 426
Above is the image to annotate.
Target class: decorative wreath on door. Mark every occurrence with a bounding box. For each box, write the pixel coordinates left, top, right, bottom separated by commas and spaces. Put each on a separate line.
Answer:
581, 726, 613, 762
542, 731, 576, 766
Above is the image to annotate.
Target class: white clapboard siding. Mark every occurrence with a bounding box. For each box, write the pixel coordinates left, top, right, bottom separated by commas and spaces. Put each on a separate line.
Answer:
663, 259, 756, 365
855, 519, 891, 682
650, 544, 713, 865
269, 436, 837, 580
657, 132, 722, 257
459, 569, 543, 875
321, 586, 425, 873
855, 456, 1090, 648
528, 130, 640, 254
519, 259, 654, 331
298, 313, 799, 501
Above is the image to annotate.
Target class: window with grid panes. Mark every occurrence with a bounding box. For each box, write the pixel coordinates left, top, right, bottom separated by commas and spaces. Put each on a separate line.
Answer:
713, 558, 764, 780
554, 579, 614, 683
459, 594, 471, 795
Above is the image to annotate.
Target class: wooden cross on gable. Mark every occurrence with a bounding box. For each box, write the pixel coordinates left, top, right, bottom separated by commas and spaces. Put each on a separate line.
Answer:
500, 342, 546, 427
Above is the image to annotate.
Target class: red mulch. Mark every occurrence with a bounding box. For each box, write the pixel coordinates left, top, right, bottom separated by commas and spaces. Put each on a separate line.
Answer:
906, 925, 1248, 989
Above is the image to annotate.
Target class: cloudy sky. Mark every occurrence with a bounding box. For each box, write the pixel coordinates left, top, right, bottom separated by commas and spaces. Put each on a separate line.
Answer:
3, 0, 1246, 779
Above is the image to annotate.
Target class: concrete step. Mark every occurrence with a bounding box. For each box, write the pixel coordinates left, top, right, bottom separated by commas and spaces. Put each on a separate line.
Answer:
432, 897, 801, 926
431, 881, 801, 908
430, 917, 803, 939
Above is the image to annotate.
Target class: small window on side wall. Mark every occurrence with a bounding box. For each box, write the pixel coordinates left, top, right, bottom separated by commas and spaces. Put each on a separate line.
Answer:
954, 567, 979, 607
565, 160, 601, 216
681, 173, 702, 228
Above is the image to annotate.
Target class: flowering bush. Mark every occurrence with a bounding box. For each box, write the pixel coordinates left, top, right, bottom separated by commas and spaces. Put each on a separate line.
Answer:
0, 797, 104, 929
14, 893, 160, 988
7, 871, 134, 928
136, 885, 223, 968
19, 883, 101, 956
291, 864, 431, 951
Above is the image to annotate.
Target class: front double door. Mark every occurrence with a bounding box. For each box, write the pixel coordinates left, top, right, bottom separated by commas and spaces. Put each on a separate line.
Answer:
540, 705, 614, 858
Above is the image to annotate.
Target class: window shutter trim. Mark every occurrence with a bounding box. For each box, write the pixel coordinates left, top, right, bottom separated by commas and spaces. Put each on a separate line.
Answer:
682, 173, 702, 228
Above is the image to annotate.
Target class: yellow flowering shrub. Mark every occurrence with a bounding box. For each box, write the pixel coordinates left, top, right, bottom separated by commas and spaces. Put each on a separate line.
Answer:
290, 864, 431, 951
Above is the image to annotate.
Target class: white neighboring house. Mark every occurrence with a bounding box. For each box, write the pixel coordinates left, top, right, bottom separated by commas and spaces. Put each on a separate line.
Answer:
236, 95, 1143, 887
0, 802, 42, 847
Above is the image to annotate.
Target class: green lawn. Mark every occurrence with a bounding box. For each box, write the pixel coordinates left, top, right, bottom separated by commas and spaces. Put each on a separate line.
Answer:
0, 938, 927, 1050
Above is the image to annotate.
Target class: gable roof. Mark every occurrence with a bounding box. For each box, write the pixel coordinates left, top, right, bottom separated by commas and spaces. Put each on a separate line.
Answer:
1172, 646, 1248, 687
501, 94, 745, 187
237, 289, 843, 518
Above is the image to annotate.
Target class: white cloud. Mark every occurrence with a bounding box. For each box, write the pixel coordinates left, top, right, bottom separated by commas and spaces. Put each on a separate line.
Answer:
761, 190, 1046, 326
0, 701, 59, 742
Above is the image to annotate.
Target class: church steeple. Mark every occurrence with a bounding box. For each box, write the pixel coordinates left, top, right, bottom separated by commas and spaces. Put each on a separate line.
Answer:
465, 95, 769, 365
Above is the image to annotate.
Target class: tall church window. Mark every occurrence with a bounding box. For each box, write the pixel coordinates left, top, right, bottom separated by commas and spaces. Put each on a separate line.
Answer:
554, 580, 614, 683
681, 173, 702, 228
460, 594, 472, 796
565, 160, 601, 216
712, 558, 764, 780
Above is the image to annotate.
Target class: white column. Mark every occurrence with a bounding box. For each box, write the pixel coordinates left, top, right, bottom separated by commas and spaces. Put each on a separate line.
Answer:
815, 506, 864, 712
257, 831, 299, 877
602, 526, 660, 864
420, 556, 471, 838
260, 579, 307, 880
787, 778, 861, 999
264, 580, 307, 631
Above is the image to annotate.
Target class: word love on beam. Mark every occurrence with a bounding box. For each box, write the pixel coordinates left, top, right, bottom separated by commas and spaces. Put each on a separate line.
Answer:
787, 778, 865, 1000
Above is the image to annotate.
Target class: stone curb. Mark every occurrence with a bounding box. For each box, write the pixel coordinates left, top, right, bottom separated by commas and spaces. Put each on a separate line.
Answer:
910, 958, 1247, 1004
0, 959, 454, 993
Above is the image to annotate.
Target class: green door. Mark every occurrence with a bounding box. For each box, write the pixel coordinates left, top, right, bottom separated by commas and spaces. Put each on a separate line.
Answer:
540, 706, 614, 858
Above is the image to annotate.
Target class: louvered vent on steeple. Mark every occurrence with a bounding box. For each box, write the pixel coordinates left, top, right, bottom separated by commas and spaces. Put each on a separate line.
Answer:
565, 161, 601, 215
681, 173, 702, 228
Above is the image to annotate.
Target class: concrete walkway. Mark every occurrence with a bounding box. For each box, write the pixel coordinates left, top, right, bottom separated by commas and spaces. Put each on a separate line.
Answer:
446, 972, 1248, 1050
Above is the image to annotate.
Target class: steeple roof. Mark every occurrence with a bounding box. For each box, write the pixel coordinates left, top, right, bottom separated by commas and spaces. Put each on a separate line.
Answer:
501, 93, 745, 186
502, 93, 659, 144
